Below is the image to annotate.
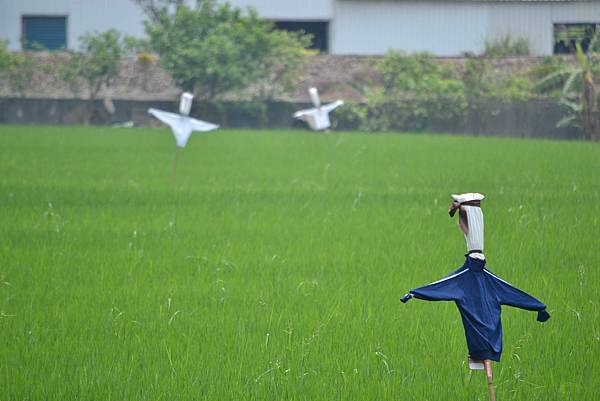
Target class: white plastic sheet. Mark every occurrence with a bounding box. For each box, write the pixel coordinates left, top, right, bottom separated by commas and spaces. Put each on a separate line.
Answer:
179, 92, 194, 116
148, 108, 219, 147
294, 98, 344, 131
309, 87, 321, 108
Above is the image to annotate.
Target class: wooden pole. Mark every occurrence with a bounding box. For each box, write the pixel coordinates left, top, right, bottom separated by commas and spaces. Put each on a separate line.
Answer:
484, 360, 495, 401
172, 146, 180, 178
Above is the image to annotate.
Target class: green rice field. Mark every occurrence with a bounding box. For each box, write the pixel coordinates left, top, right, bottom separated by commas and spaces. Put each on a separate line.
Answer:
1, 125, 598, 400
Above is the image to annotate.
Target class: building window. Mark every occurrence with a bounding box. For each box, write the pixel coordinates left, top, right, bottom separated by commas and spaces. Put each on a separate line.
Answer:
554, 23, 597, 54
22, 16, 67, 50
274, 21, 329, 53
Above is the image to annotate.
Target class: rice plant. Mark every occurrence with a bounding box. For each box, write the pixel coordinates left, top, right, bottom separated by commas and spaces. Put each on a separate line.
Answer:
0, 126, 598, 401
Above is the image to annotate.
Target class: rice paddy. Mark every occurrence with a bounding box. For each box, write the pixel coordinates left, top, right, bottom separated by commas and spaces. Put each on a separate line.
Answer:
0, 125, 598, 400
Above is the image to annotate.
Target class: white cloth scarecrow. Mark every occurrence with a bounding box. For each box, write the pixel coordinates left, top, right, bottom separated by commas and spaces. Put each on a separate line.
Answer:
148, 92, 219, 147
293, 87, 344, 131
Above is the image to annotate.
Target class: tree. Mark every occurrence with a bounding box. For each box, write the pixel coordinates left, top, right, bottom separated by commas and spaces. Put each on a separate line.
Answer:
359, 51, 466, 132
0, 40, 37, 98
251, 27, 311, 101
133, 0, 184, 23
60, 29, 128, 124
138, 0, 310, 102
535, 29, 600, 140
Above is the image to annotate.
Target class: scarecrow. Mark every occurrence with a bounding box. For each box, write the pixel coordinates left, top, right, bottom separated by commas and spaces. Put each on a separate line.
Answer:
149, 92, 219, 147
293, 87, 344, 131
400, 193, 550, 400
148, 92, 219, 173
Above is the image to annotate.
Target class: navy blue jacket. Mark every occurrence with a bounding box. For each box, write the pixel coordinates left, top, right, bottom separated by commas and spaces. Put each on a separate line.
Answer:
401, 256, 550, 361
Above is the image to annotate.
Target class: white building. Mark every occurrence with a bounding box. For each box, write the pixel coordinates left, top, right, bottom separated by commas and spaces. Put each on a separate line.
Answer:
0, 0, 599, 56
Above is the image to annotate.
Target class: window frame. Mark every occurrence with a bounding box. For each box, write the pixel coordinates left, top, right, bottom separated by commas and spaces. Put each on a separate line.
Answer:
21, 14, 69, 51
553, 23, 598, 55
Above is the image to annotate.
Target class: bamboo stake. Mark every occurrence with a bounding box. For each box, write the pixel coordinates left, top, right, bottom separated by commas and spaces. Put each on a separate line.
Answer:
484, 360, 495, 401
172, 146, 180, 178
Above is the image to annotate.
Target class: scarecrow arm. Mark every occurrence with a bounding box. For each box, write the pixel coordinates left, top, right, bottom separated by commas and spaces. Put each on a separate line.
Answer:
148, 108, 180, 127
486, 270, 550, 322
293, 109, 313, 119
322, 100, 344, 113
189, 117, 219, 132
401, 271, 465, 303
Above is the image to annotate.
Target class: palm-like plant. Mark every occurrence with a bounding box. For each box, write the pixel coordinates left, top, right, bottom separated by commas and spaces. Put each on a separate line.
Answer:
535, 29, 600, 140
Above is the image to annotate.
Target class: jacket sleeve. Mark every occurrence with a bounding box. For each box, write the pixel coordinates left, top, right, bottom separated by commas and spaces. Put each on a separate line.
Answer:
401, 272, 464, 303
486, 270, 550, 322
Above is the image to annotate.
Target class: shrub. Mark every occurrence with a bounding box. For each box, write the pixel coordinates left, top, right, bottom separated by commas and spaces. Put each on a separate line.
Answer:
484, 35, 531, 57
136, 52, 157, 65
344, 52, 534, 134
0, 40, 37, 97
59, 30, 128, 123
359, 51, 467, 132
463, 57, 532, 132
333, 102, 367, 131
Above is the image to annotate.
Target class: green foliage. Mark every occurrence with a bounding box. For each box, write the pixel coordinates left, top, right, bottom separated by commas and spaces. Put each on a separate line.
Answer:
0, 40, 38, 97
133, 0, 185, 23
484, 35, 531, 57
0, 40, 11, 71
136, 52, 158, 66
463, 57, 532, 132
333, 101, 367, 130
59, 30, 129, 123
123, 35, 153, 55
534, 31, 600, 139
60, 30, 126, 98
529, 56, 571, 97
252, 28, 311, 101
359, 51, 467, 131
142, 1, 310, 101
464, 61, 531, 104
338, 52, 537, 133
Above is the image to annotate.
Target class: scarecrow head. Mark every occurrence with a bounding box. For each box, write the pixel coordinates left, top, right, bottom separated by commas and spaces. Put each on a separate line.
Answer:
449, 193, 485, 235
